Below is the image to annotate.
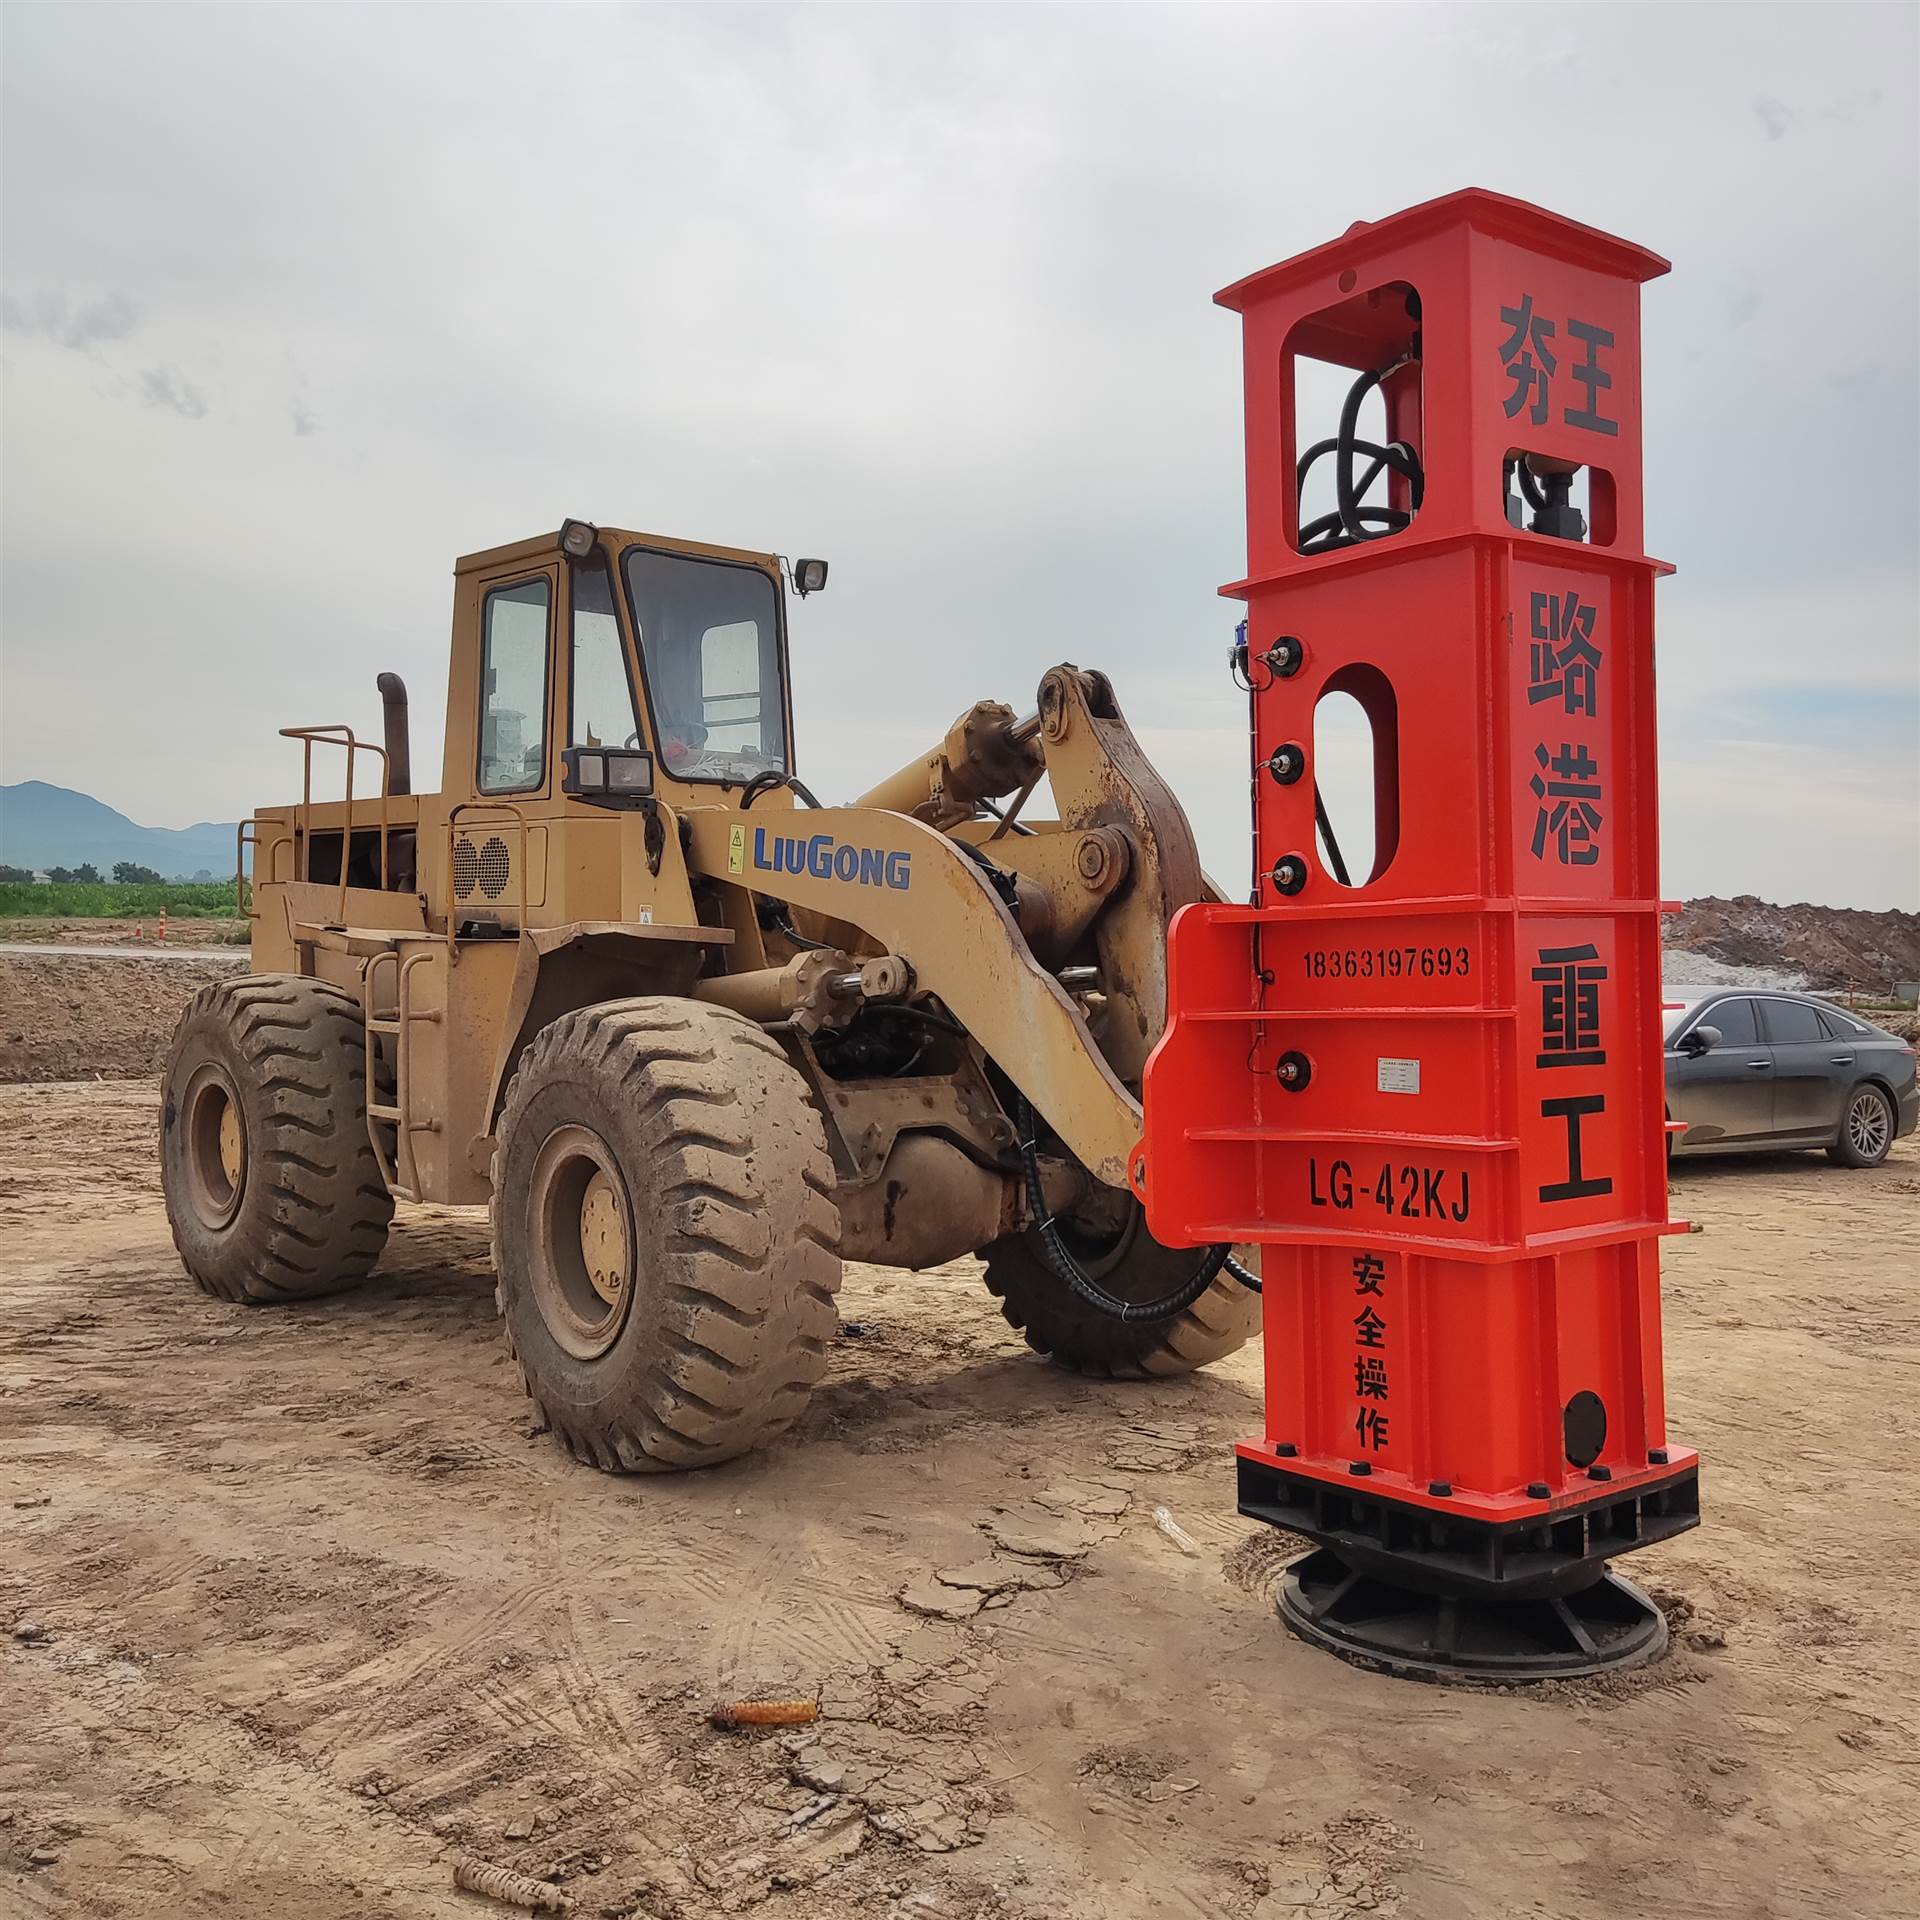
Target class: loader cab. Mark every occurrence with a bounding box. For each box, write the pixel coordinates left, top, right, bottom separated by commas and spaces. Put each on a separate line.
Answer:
443, 526, 796, 813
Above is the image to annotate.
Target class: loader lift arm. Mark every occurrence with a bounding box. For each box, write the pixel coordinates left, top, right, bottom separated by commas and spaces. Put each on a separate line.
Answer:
681, 665, 1207, 1189
683, 804, 1143, 1185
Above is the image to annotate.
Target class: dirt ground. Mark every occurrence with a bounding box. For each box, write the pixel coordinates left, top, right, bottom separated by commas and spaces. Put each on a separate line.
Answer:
3, 1053, 1917, 1920
0, 919, 249, 950
0, 955, 245, 1083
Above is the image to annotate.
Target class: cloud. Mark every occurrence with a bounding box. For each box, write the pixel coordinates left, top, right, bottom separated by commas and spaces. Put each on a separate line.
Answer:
1820, 87, 1883, 123
0, 1, 1914, 914
0, 288, 137, 353
136, 364, 208, 419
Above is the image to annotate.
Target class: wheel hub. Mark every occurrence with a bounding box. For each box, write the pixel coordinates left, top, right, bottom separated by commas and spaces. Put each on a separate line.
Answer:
1850, 1091, 1889, 1159
183, 1064, 246, 1230
527, 1125, 636, 1360
217, 1101, 245, 1191
579, 1171, 629, 1306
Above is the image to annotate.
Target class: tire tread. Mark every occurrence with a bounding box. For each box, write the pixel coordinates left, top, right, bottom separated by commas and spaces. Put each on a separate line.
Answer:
160, 974, 393, 1305
981, 1230, 1259, 1380
492, 997, 841, 1473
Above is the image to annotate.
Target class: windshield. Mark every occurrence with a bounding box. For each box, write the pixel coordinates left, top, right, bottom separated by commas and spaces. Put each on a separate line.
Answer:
622, 547, 788, 782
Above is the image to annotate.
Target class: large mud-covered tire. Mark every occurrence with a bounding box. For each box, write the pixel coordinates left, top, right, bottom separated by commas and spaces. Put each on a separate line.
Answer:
981, 1207, 1260, 1378
492, 998, 841, 1472
160, 974, 394, 1304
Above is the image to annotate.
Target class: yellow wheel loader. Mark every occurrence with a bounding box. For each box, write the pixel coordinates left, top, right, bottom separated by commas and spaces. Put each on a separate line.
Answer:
159, 522, 1258, 1470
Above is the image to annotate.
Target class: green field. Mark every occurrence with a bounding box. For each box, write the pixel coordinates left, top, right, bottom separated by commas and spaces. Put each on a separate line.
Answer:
0, 881, 245, 919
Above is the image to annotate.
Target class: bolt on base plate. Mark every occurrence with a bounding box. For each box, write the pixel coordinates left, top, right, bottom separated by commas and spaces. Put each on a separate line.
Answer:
1277, 1547, 1668, 1684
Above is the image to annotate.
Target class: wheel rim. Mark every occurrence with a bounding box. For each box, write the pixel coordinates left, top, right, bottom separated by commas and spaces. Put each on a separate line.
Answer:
1848, 1090, 1890, 1160
182, 1063, 247, 1229
528, 1125, 635, 1360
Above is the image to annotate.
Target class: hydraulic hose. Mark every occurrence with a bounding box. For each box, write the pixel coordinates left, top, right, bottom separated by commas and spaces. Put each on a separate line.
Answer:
978, 795, 1036, 836
763, 901, 830, 951
1015, 1096, 1260, 1321
740, 771, 824, 809
1295, 356, 1424, 555
1314, 786, 1353, 888
955, 837, 1021, 909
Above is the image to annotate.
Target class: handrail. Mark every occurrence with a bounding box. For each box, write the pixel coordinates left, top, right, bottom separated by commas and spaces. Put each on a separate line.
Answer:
363, 950, 403, 1194
278, 725, 392, 926
233, 821, 258, 928
364, 947, 442, 1197
445, 800, 530, 965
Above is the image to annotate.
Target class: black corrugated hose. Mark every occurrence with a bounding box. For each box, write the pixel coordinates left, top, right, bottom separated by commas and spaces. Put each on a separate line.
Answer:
1016, 1096, 1260, 1322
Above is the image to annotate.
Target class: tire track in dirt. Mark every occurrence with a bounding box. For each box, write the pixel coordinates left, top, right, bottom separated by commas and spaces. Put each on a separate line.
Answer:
709, 1531, 810, 1687
289, 1532, 562, 1770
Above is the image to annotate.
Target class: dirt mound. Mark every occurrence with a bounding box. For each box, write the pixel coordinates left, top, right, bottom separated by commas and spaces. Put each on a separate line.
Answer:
0, 916, 248, 949
1664, 896, 1920, 995
0, 953, 244, 1082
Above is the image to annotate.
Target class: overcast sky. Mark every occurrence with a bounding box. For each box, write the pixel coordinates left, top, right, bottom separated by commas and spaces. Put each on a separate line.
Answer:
3, 2, 1915, 909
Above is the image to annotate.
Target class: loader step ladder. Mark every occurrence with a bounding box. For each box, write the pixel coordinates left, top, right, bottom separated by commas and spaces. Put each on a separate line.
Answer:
364, 947, 443, 1202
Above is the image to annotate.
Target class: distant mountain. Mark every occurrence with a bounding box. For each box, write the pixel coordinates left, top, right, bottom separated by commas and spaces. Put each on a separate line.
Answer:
0, 782, 240, 880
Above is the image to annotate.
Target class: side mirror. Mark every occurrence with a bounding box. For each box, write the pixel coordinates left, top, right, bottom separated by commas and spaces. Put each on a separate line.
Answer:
1683, 1025, 1723, 1057
793, 557, 829, 597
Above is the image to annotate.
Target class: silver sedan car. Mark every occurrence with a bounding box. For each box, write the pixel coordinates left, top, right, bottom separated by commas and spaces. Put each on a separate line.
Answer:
1664, 988, 1919, 1167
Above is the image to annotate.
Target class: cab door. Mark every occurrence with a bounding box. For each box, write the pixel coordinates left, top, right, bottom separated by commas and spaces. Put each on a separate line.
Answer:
444, 562, 559, 931
1669, 996, 1774, 1146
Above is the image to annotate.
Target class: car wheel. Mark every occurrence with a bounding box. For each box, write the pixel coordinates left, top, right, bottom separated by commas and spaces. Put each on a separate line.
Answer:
1829, 1084, 1895, 1169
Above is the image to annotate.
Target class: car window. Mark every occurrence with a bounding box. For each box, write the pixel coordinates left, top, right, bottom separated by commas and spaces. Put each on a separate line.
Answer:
1760, 999, 1825, 1045
1817, 1006, 1869, 1038
1697, 998, 1757, 1047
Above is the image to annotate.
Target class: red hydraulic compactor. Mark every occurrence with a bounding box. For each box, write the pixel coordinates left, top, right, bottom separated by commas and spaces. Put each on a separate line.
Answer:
1137, 189, 1700, 1680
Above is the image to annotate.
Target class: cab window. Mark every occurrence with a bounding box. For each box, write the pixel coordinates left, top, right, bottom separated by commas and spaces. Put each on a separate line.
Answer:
569, 561, 640, 749
479, 578, 551, 794
623, 547, 788, 782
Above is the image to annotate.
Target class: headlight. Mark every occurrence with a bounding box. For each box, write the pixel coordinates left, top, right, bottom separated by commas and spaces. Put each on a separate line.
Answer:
563, 745, 653, 804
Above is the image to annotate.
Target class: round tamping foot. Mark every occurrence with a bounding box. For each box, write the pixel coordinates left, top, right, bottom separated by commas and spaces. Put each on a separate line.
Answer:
1276, 1546, 1668, 1684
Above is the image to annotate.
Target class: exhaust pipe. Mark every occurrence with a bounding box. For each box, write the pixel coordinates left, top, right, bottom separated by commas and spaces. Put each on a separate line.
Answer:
376, 672, 411, 796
